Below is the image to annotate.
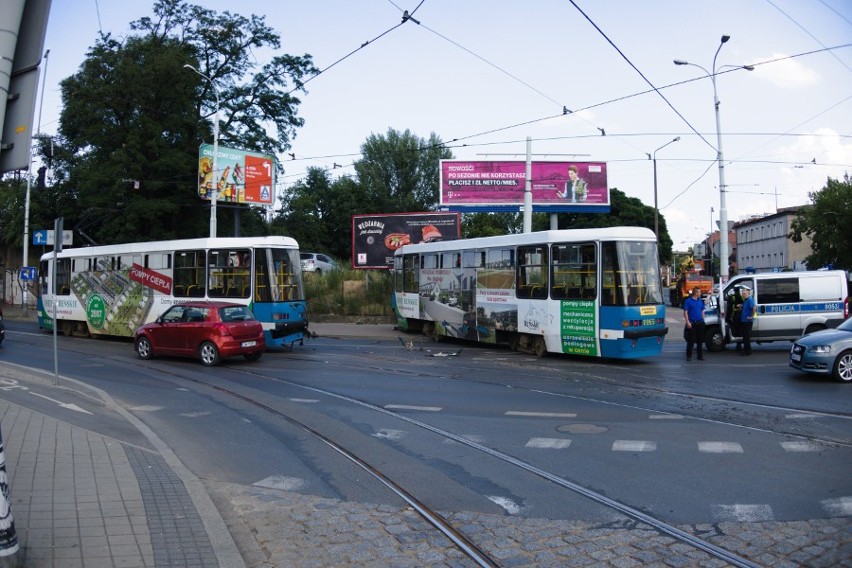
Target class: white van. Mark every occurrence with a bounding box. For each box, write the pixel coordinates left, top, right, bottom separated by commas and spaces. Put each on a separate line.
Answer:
703, 270, 850, 351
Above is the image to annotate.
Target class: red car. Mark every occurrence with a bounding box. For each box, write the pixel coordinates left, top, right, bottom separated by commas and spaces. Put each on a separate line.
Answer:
134, 302, 265, 366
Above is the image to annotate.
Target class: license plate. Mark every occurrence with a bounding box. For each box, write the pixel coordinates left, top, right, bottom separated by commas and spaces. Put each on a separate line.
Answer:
791, 353, 801, 362
241, 341, 257, 348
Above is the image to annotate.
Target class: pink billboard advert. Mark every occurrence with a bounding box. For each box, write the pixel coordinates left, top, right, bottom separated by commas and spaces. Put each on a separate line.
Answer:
440, 160, 609, 207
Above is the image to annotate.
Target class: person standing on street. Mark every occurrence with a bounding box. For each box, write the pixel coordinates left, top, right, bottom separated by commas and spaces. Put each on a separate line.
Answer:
683, 286, 706, 361
739, 287, 756, 356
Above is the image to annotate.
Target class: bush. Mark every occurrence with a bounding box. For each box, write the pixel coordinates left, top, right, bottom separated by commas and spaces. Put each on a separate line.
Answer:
303, 267, 393, 317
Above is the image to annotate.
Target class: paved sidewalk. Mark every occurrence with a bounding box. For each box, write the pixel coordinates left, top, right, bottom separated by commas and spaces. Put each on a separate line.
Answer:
0, 364, 243, 568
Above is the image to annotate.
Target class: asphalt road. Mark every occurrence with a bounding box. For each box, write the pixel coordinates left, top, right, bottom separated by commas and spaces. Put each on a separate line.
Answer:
0, 311, 849, 565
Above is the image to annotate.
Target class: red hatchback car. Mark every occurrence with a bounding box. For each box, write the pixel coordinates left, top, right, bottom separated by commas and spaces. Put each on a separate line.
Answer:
134, 302, 265, 366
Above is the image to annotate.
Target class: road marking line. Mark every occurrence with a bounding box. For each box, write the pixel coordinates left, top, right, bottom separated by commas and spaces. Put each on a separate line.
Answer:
781, 441, 822, 452
179, 411, 210, 418
129, 405, 164, 412
385, 404, 442, 412
443, 434, 485, 444
712, 504, 774, 522
373, 429, 406, 440
821, 496, 852, 517
649, 414, 683, 420
612, 440, 657, 452
487, 496, 522, 515
698, 441, 743, 453
505, 411, 577, 418
288, 398, 319, 403
253, 475, 308, 491
785, 413, 819, 419
525, 437, 572, 449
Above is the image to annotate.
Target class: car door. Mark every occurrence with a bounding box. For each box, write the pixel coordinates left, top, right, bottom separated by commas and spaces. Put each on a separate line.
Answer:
151, 305, 187, 356
179, 307, 210, 355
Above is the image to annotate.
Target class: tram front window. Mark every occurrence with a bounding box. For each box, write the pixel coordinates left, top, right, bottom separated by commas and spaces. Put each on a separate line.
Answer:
602, 241, 662, 306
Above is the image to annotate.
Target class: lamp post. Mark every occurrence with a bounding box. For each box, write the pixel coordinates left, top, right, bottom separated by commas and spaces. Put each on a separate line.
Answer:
674, 35, 753, 288
709, 206, 715, 279
648, 136, 680, 239
184, 64, 219, 238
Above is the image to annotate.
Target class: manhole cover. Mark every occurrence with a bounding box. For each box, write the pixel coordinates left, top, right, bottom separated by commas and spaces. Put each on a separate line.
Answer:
557, 424, 608, 434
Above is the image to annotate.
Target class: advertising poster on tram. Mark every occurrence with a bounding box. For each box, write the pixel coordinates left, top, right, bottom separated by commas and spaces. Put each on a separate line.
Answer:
197, 144, 275, 205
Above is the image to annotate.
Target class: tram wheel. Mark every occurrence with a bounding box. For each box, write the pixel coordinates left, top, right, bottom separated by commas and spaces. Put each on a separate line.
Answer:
509, 334, 520, 352
533, 336, 547, 358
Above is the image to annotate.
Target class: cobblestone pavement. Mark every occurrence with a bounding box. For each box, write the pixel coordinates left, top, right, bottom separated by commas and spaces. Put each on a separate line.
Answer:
208, 480, 851, 567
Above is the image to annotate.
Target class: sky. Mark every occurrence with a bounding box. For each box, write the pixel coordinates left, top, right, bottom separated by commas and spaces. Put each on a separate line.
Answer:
35, 0, 852, 251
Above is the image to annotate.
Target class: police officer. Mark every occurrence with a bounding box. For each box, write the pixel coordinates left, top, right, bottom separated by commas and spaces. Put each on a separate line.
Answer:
740, 286, 756, 356
683, 286, 706, 361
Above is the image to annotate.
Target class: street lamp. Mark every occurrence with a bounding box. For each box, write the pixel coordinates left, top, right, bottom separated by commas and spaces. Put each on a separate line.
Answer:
648, 136, 680, 239
709, 206, 714, 279
674, 35, 754, 288
184, 64, 219, 238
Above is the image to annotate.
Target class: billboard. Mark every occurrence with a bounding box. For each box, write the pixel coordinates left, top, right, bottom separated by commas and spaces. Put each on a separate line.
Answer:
197, 144, 274, 205
440, 160, 610, 213
352, 212, 461, 270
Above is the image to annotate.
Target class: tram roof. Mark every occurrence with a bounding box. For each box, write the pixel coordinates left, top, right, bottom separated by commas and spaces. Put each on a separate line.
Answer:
395, 226, 656, 255
39, 235, 299, 261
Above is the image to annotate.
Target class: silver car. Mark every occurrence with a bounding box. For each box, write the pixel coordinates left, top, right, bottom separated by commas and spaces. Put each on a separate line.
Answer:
300, 252, 337, 274
789, 317, 852, 383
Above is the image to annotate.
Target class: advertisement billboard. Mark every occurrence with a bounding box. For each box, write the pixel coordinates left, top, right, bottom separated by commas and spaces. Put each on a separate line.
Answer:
197, 144, 274, 205
352, 212, 461, 270
440, 160, 610, 213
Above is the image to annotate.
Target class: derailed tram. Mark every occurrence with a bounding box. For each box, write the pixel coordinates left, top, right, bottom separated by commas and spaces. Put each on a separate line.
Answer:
391, 227, 668, 359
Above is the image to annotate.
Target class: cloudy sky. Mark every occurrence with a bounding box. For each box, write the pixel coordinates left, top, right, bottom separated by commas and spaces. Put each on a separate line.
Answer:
36, 0, 852, 250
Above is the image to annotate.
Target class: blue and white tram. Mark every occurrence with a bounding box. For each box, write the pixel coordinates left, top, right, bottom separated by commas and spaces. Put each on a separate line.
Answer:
391, 227, 667, 359
37, 236, 307, 348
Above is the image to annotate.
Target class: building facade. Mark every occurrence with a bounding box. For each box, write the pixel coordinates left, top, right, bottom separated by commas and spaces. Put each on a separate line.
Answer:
734, 206, 812, 273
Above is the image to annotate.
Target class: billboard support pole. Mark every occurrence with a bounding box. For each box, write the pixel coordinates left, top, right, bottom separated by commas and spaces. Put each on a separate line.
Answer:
523, 137, 532, 233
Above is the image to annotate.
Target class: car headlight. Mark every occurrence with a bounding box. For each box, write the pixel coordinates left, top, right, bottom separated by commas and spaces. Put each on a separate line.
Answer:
809, 345, 832, 354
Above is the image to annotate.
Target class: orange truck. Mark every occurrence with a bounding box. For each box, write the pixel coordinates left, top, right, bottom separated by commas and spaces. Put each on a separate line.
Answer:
675, 260, 713, 306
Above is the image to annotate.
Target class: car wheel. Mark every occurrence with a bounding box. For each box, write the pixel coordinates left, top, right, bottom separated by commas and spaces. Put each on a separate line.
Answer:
705, 325, 725, 352
832, 349, 852, 383
244, 352, 262, 362
199, 341, 221, 366
136, 337, 153, 360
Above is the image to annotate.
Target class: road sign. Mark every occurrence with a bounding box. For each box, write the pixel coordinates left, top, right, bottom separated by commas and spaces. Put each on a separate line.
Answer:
19, 267, 37, 281
32, 230, 73, 247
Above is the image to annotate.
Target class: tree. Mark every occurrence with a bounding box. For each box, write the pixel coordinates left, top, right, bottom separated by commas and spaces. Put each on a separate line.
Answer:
789, 174, 852, 270
353, 128, 452, 213
553, 188, 674, 264
50, 0, 316, 244
462, 212, 523, 238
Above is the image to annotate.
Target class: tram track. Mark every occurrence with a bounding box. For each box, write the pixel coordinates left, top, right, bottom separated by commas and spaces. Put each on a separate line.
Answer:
102, 352, 763, 568
5, 330, 843, 566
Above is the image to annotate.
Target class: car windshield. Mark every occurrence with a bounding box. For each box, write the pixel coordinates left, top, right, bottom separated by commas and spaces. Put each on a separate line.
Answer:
838, 318, 852, 332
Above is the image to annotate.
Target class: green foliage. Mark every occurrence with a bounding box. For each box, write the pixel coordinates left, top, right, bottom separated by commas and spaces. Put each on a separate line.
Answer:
271, 168, 368, 259
37, 0, 315, 245
353, 128, 453, 213
303, 268, 393, 318
553, 188, 673, 264
789, 174, 852, 270
462, 212, 523, 237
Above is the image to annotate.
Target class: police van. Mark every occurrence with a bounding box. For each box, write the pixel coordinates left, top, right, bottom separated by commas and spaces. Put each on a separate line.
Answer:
703, 270, 850, 352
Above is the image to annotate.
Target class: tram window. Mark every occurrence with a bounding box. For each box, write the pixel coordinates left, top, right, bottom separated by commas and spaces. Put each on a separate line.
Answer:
441, 252, 460, 269
56, 259, 72, 296
462, 250, 483, 268
551, 243, 597, 300
209, 249, 251, 299
516, 245, 548, 299
174, 250, 206, 297
483, 248, 514, 293
423, 254, 439, 269
602, 241, 662, 305
403, 254, 419, 293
